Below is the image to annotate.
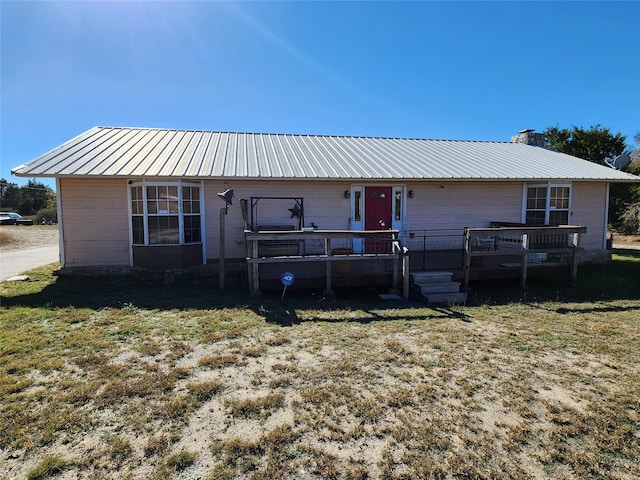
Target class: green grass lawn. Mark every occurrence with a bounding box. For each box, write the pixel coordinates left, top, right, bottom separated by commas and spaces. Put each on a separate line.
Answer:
1, 254, 639, 479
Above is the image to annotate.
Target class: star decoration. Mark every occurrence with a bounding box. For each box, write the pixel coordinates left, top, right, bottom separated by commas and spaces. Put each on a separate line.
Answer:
288, 203, 303, 218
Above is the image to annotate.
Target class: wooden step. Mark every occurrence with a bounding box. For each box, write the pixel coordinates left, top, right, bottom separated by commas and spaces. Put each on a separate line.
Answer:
411, 271, 453, 284
378, 293, 403, 301
423, 292, 468, 305
418, 282, 461, 294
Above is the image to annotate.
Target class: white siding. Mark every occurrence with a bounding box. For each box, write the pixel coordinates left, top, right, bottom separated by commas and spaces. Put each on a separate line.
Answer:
406, 181, 523, 231
571, 182, 608, 250
57, 178, 609, 268
205, 180, 528, 259
59, 178, 130, 267
204, 180, 350, 260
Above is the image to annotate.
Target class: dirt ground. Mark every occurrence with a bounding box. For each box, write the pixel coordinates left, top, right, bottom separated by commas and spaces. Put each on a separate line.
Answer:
2, 287, 639, 479
613, 234, 640, 246
0, 225, 59, 251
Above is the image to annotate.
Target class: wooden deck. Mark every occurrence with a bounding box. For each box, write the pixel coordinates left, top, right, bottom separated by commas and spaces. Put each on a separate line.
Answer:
463, 225, 587, 289
244, 229, 409, 299
240, 226, 587, 298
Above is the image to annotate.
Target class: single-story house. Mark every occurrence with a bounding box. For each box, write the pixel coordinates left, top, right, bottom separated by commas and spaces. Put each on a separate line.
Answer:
11, 126, 639, 289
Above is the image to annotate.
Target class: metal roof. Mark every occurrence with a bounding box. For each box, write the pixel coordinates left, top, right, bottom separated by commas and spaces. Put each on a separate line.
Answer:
11, 126, 640, 182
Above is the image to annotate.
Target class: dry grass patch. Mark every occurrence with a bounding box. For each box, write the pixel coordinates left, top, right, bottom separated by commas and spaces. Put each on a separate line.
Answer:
613, 234, 640, 245
187, 379, 225, 401
1, 258, 639, 479
199, 353, 245, 369
226, 392, 286, 419
0, 230, 16, 247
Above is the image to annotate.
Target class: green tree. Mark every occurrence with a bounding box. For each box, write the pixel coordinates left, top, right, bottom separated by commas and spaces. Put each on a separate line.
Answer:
544, 125, 627, 166
0, 178, 21, 211
543, 125, 638, 233
616, 133, 640, 233
0, 179, 56, 217
17, 180, 52, 215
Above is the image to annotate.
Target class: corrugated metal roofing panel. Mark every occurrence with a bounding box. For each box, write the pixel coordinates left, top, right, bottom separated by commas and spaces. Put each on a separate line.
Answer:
11, 126, 640, 182
202, 132, 223, 178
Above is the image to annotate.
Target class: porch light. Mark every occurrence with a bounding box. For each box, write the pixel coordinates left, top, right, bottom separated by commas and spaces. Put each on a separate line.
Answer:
344, 190, 351, 199
408, 190, 414, 198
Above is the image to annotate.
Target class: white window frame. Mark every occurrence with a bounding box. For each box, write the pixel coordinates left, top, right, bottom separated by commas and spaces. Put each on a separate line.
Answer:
128, 180, 204, 246
522, 182, 572, 226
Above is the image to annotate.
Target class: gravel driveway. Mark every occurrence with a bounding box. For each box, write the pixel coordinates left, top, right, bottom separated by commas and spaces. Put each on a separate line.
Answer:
0, 226, 60, 281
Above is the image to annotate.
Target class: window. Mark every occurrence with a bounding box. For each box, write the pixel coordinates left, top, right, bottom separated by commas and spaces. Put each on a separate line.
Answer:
524, 184, 571, 226
130, 182, 201, 245
525, 186, 547, 226
354, 190, 362, 222
549, 186, 570, 226
394, 190, 402, 221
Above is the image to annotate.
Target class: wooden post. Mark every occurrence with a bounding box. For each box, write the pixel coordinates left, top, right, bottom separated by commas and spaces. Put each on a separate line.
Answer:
402, 247, 410, 300
240, 199, 248, 230
570, 231, 580, 285
324, 237, 332, 296
219, 208, 226, 289
463, 227, 471, 291
252, 238, 260, 295
246, 238, 253, 294
520, 233, 529, 288
392, 234, 399, 290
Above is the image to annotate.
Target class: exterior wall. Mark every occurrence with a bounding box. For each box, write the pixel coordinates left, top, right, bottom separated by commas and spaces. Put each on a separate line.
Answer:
405, 181, 523, 231
57, 178, 610, 269
206, 180, 531, 259
570, 182, 608, 250
204, 180, 352, 260
402, 180, 608, 251
59, 178, 130, 267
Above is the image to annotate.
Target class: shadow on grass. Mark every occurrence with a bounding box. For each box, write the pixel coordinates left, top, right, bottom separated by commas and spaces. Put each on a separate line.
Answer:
467, 251, 640, 306
256, 301, 472, 327
1, 272, 251, 310
554, 304, 640, 315
1, 253, 638, 317
1, 270, 474, 325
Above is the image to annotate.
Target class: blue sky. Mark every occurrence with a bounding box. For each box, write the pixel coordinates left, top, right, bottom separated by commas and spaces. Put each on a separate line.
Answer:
2, 1, 639, 189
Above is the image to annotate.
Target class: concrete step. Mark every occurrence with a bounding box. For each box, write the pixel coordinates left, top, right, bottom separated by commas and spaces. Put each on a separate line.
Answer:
378, 293, 403, 301
417, 281, 461, 294
411, 271, 453, 284
424, 292, 468, 305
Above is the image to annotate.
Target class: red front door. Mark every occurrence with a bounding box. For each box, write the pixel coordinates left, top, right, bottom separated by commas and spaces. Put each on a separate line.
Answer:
364, 186, 392, 253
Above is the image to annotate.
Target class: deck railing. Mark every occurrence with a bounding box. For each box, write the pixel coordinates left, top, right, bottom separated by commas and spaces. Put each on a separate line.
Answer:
463, 225, 587, 289
399, 229, 464, 271
244, 229, 409, 299
242, 225, 587, 298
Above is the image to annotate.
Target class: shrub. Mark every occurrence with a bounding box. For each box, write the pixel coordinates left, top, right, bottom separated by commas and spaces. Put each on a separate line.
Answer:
34, 205, 57, 225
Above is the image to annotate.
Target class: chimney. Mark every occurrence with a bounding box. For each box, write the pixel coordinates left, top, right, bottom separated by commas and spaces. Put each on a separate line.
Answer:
511, 129, 545, 147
